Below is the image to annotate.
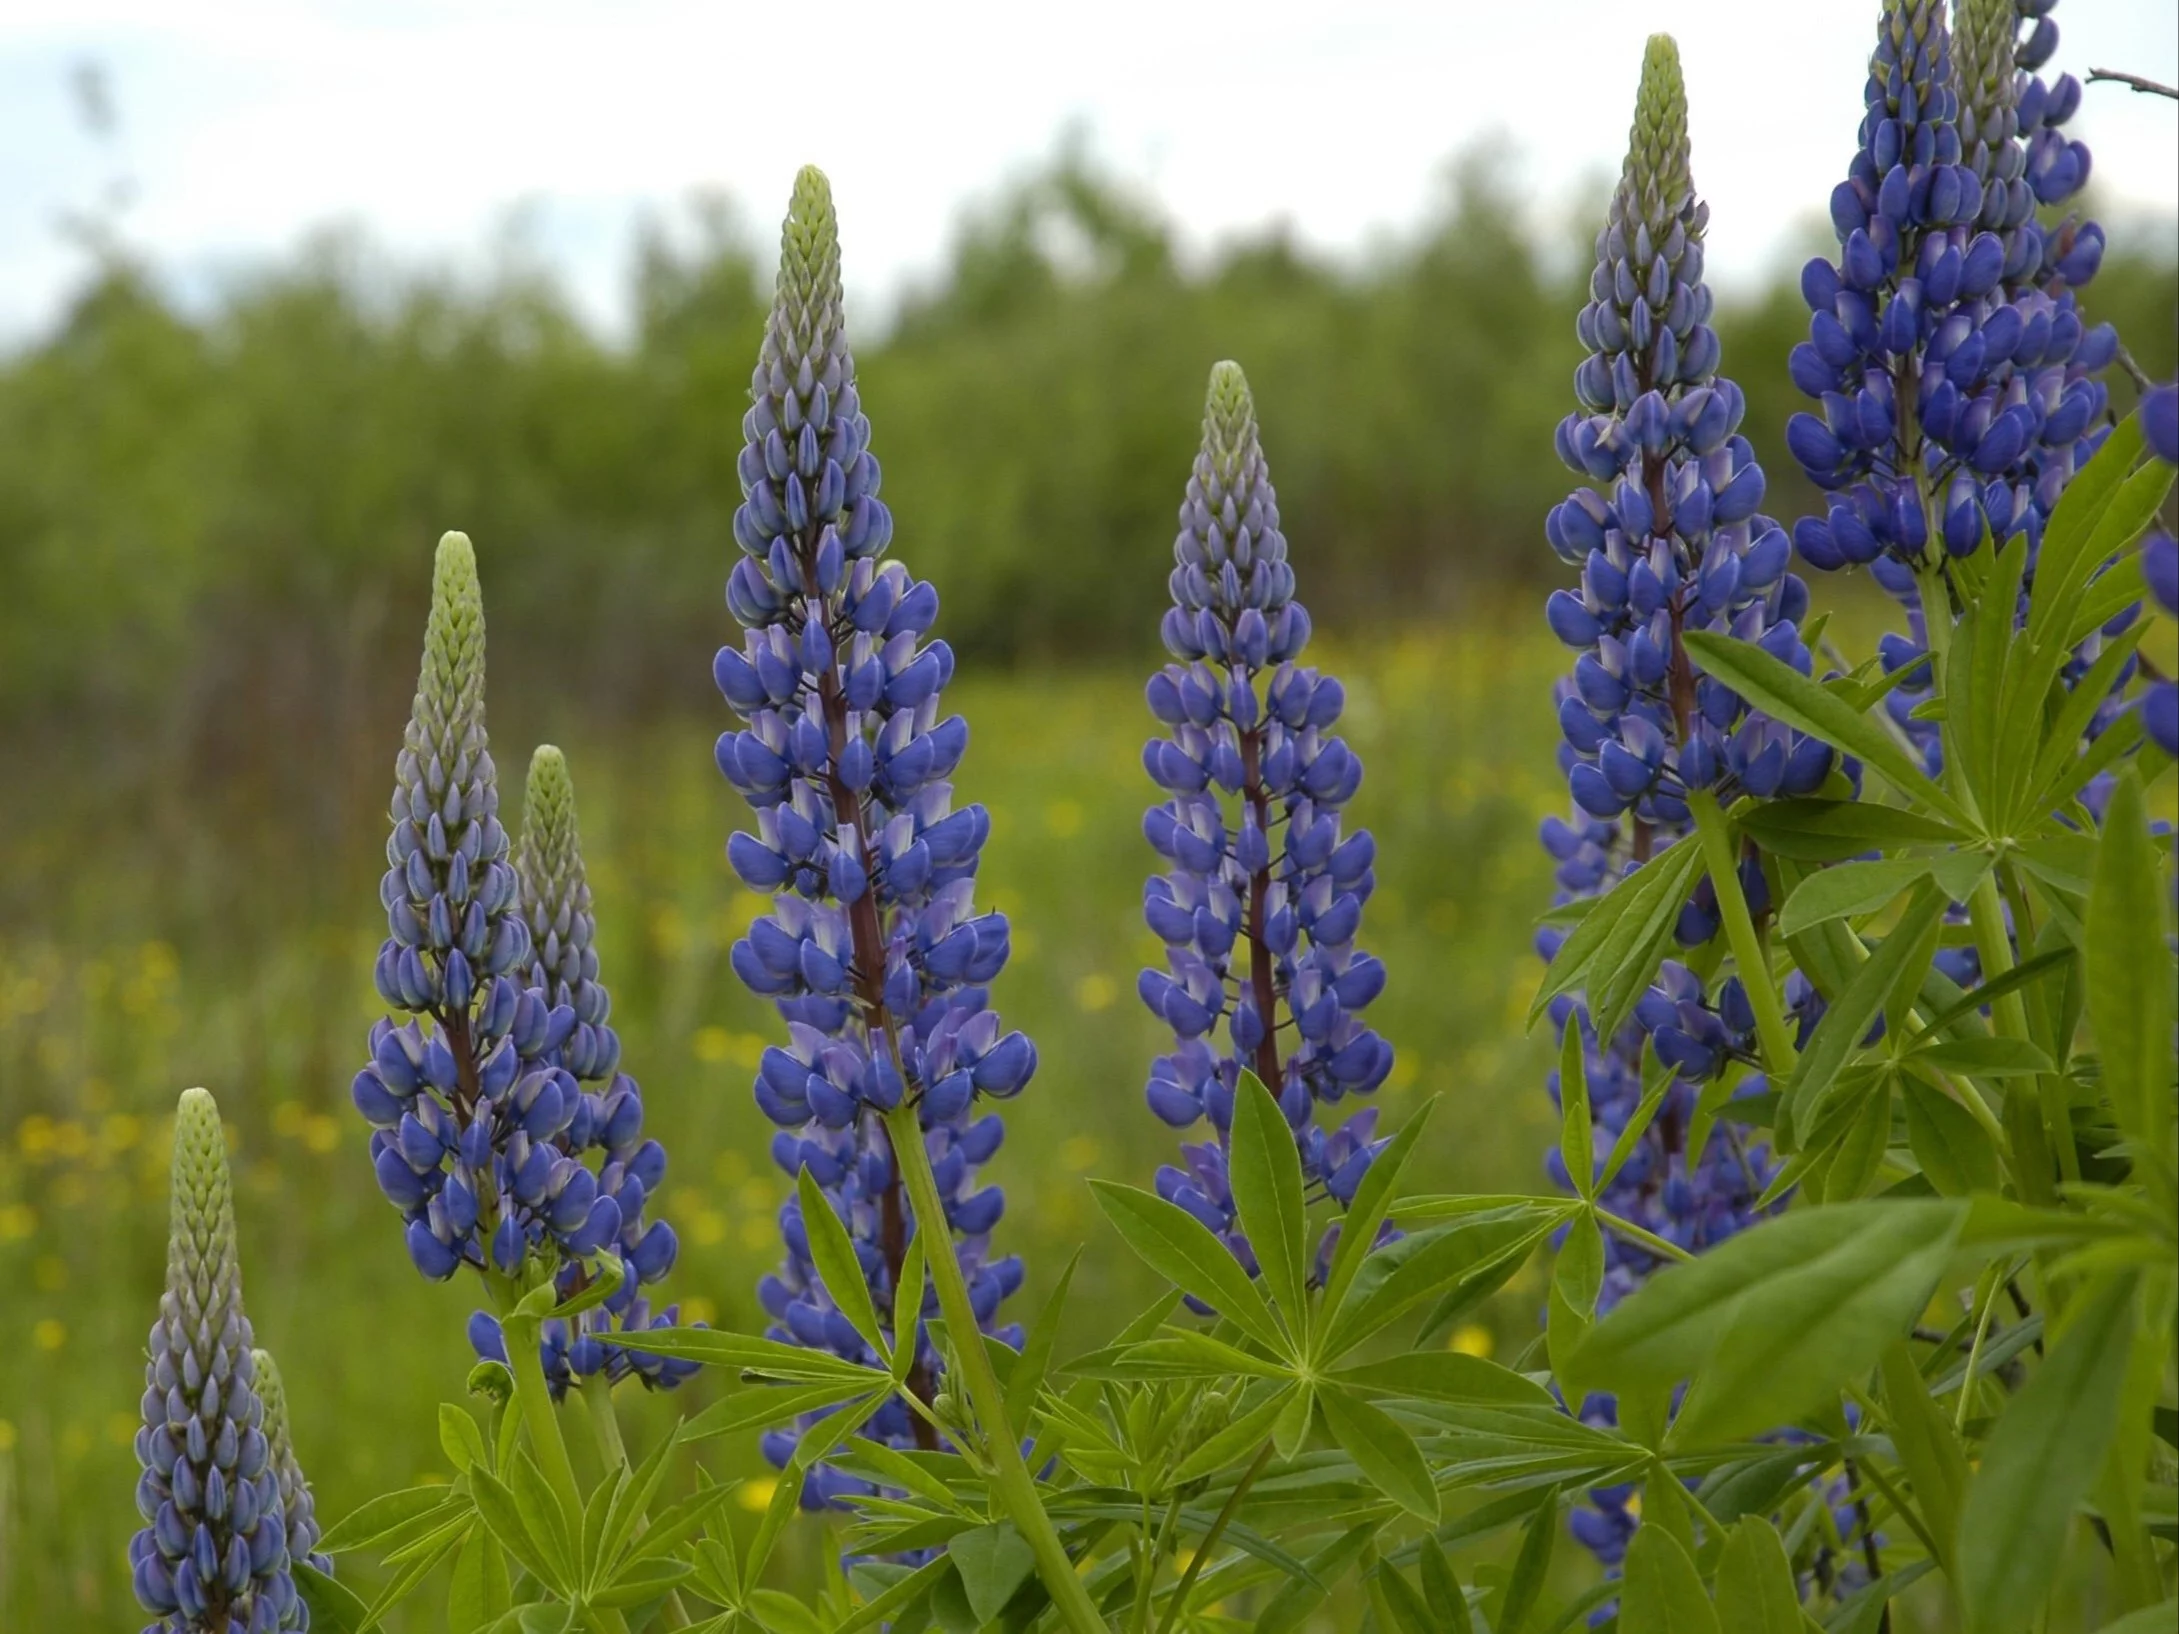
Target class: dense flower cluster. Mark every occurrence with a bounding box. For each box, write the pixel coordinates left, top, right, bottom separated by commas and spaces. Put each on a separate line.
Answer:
466, 747, 695, 1398
1138, 360, 1391, 1271
1788, 0, 2113, 581
349, 535, 633, 1287
131, 1089, 301, 1634
713, 167, 1031, 1499
251, 1351, 328, 1584
2145, 385, 2179, 757
1544, 36, 1831, 831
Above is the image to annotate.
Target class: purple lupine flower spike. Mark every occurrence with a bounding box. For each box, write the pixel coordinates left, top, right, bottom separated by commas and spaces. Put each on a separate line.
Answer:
716, 166, 1030, 1500
2140, 384, 2178, 756
130, 1089, 299, 1634
1139, 360, 1392, 1278
250, 1350, 329, 1583
466, 746, 700, 1398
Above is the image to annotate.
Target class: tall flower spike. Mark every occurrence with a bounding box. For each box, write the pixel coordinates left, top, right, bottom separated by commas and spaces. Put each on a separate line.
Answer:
1140, 361, 1392, 1276
250, 1350, 328, 1582
130, 1089, 299, 1634
716, 167, 1030, 1501
2141, 385, 2179, 757
467, 746, 698, 1398
352, 534, 638, 1294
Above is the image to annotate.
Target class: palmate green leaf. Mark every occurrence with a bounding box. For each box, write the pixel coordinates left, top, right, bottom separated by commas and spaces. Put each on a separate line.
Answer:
2087, 769, 2175, 1165
1954, 536, 2029, 820
1618, 1524, 1718, 1634
617, 1325, 889, 1385
445, 1526, 512, 1634
1318, 1385, 1438, 1520
891, 1231, 927, 1388
1370, 1560, 1438, 1634
1959, 1271, 2141, 1634
294, 1561, 370, 1634
1908, 1036, 2053, 1078
798, 1165, 889, 1364
1412, 1207, 1566, 1348
1712, 1520, 1803, 1634
1323, 1206, 1559, 1362
836, 1556, 953, 1634
947, 1522, 1036, 1624
318, 1484, 468, 1555
1778, 856, 1933, 939
1574, 1199, 1968, 1448
1254, 1522, 1380, 1634
1320, 1097, 1433, 1317
2028, 427, 2173, 651
465, 1462, 563, 1598
1558, 1016, 1594, 1200
1783, 882, 1946, 1142
1740, 798, 1967, 862
1088, 1180, 1286, 1355
1229, 1071, 1310, 1343
680, 1379, 874, 1443
1003, 1247, 1076, 1432
1876, 1340, 1967, 1577
1819, 1076, 1893, 1203
1171, 1384, 1293, 1483
1546, 1208, 1604, 1397
2091, 1605, 2179, 1634
1529, 836, 1705, 1034
2018, 619, 2146, 822
1489, 1486, 1558, 1634
1682, 630, 1971, 826
1331, 1350, 1555, 1408
1904, 946, 2074, 1044
440, 1403, 490, 1476
1900, 1074, 2001, 1195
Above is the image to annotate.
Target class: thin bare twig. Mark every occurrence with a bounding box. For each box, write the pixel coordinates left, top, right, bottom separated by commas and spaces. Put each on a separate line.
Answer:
2087, 67, 2178, 100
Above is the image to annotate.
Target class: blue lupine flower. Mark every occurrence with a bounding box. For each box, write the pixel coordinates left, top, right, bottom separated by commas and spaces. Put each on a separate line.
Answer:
714, 166, 1031, 1495
2142, 384, 2178, 756
1789, 0, 2114, 577
130, 1089, 299, 1634
251, 1350, 328, 1584
1138, 360, 1393, 1273
465, 746, 698, 1399
1545, 36, 1832, 832
350, 534, 646, 1289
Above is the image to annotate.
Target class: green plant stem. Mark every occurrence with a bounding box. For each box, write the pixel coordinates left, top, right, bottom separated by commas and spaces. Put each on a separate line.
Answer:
884, 1101, 1109, 1634
1153, 1440, 1274, 1634
578, 1378, 692, 1631
1966, 872, 2072, 1195
493, 1281, 632, 1634
1128, 1493, 1182, 1634
1688, 791, 1799, 1077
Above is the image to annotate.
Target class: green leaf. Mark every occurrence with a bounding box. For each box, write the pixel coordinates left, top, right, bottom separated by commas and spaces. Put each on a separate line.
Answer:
1088, 1180, 1287, 1355
468, 1465, 564, 1595
1255, 1522, 1380, 1634
1779, 857, 1932, 938
1876, 1340, 1966, 1576
1785, 883, 1946, 1136
1740, 799, 1967, 862
317, 1486, 468, 1556
1170, 1385, 1292, 1484
799, 1165, 890, 1363
1682, 630, 1970, 825
1229, 1071, 1310, 1343
679, 1380, 874, 1442
1371, 1562, 1438, 1634
439, 1404, 490, 1476
1332, 1350, 1555, 1408
1412, 1208, 1565, 1350
1618, 1523, 1719, 1634
1558, 1017, 1593, 1200
1909, 1037, 2055, 1078
1489, 1486, 1558, 1634
1576, 1200, 1968, 1447
946, 1523, 1036, 1624
891, 1230, 927, 1386
1003, 1247, 1075, 1434
293, 1561, 370, 1634
445, 1527, 510, 1634
1546, 1208, 1604, 1396
1325, 1206, 1560, 1362
1713, 1519, 1804, 1634
1320, 1097, 1433, 1318
1959, 1271, 2140, 1634
1821, 1077, 1894, 1203
1319, 1386, 1438, 1520
1900, 1075, 2001, 1195
2087, 769, 2175, 1162
1587, 838, 1710, 1040
2091, 1606, 2179, 1634
593, 1560, 696, 1609
547, 1252, 625, 1322
616, 1325, 890, 1384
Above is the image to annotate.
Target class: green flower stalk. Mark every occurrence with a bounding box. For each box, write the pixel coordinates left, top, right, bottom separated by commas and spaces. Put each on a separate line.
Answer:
130, 1089, 299, 1633
251, 1350, 328, 1582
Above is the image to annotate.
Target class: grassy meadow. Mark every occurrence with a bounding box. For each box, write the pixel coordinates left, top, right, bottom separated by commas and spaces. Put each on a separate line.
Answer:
0, 620, 1585, 1628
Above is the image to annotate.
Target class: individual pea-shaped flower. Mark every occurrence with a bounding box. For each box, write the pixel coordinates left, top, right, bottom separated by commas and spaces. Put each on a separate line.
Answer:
713, 165, 1033, 1494
1138, 360, 1392, 1271
1546, 36, 1833, 832
130, 1089, 299, 1634
250, 1350, 328, 1583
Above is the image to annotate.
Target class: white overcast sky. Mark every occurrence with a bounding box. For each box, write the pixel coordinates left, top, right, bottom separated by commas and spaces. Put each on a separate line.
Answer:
2, 0, 2174, 343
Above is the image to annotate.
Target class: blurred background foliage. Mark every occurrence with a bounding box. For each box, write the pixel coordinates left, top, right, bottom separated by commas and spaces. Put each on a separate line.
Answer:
0, 143, 2171, 1627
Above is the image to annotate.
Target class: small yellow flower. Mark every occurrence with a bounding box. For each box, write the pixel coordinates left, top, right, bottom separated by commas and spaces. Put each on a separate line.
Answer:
33, 1318, 66, 1352
1448, 1325, 1494, 1360
1057, 1137, 1102, 1173
738, 1476, 779, 1512
107, 1413, 138, 1447
692, 1026, 733, 1065
0, 1419, 16, 1453
303, 1115, 341, 1155
1042, 799, 1083, 838
679, 1297, 717, 1328
32, 1255, 66, 1293
1074, 973, 1116, 1014
688, 1208, 729, 1248
0, 1204, 34, 1242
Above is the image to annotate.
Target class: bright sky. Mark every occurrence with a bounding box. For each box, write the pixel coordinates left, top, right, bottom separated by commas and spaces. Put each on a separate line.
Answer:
3, 0, 2174, 342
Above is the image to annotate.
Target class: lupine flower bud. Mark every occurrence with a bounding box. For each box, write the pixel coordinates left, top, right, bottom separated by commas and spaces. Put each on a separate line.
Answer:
130, 1089, 298, 1634
716, 166, 1030, 1501
461, 746, 699, 1397
1140, 361, 1392, 1277
249, 1350, 328, 1582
